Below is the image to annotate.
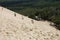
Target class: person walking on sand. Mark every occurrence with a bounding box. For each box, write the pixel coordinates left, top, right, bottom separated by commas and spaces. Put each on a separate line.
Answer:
31, 19, 34, 24
14, 13, 16, 16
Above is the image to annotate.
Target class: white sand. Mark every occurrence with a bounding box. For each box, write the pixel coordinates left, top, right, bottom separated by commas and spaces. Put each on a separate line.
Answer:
0, 6, 60, 40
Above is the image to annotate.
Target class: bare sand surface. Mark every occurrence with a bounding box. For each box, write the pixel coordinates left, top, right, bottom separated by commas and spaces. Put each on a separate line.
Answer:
0, 6, 60, 40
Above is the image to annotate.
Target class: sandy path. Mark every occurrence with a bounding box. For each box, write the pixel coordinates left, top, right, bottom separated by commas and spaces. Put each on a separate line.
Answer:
0, 6, 60, 40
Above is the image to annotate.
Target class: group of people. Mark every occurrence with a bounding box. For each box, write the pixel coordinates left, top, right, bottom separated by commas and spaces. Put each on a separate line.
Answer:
14, 13, 34, 24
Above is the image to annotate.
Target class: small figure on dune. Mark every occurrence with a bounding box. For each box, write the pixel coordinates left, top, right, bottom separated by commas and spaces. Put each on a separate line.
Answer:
14, 13, 16, 16
31, 19, 34, 24
1, 7, 3, 11
22, 16, 24, 20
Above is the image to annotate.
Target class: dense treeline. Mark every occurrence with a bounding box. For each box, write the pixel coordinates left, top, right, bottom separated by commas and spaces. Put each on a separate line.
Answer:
19, 7, 60, 29
0, 0, 60, 30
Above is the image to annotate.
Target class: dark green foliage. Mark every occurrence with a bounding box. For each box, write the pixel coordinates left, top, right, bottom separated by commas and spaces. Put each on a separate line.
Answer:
19, 7, 60, 30
0, 0, 60, 30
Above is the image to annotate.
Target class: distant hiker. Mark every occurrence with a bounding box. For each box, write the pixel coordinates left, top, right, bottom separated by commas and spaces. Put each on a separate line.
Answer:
14, 13, 16, 16
22, 16, 24, 20
2, 7, 3, 10
2, 7, 3, 11
31, 19, 34, 24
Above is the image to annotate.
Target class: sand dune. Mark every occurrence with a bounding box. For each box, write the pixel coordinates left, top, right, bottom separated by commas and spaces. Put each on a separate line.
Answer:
0, 6, 60, 40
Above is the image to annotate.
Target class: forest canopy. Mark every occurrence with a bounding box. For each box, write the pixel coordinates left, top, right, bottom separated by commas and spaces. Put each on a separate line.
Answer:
0, 0, 60, 30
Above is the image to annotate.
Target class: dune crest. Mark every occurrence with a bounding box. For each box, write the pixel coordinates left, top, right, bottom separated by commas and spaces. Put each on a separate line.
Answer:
0, 6, 60, 40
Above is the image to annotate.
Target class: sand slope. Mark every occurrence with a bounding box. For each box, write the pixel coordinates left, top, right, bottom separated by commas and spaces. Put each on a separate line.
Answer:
0, 6, 60, 40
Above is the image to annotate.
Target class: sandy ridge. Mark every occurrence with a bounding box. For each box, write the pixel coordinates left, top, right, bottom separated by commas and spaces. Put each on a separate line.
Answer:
0, 6, 60, 40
